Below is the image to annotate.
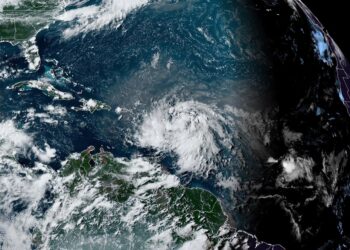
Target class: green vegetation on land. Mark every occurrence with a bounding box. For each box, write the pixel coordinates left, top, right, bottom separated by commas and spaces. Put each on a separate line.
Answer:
0, 0, 60, 41
46, 146, 228, 249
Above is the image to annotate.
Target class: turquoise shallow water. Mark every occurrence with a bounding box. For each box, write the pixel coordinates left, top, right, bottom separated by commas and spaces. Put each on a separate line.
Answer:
1, 0, 350, 249
0, 0, 274, 248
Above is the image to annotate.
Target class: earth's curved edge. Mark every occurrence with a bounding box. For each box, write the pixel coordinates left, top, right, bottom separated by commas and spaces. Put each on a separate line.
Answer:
296, 0, 350, 116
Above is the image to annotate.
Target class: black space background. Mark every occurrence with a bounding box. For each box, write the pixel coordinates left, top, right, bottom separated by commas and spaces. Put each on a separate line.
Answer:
302, 0, 350, 59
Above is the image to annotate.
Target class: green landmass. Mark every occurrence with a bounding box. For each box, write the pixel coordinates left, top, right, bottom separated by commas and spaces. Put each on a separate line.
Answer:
37, 147, 228, 249
0, 0, 60, 41
9, 80, 74, 100
61, 146, 134, 202
72, 98, 112, 113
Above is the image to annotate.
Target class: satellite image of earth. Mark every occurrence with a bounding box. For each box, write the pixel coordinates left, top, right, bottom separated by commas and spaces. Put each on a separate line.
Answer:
1, 0, 350, 249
